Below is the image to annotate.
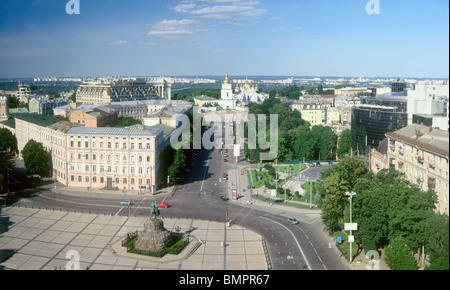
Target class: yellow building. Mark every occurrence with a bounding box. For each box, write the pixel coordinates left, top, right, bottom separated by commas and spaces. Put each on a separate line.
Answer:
386, 124, 449, 215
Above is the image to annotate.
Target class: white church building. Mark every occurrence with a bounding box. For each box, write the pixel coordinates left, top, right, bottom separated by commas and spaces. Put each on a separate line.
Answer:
217, 73, 269, 110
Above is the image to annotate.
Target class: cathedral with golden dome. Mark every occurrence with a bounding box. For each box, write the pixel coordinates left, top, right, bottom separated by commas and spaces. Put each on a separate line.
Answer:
219, 72, 269, 110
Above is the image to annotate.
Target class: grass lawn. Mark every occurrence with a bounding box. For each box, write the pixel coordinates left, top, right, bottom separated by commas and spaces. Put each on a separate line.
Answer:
273, 163, 307, 173
248, 163, 307, 189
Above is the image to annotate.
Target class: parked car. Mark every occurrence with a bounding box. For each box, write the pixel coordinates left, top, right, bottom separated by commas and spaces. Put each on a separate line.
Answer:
223, 173, 228, 180
120, 201, 131, 206
309, 162, 315, 167
288, 218, 299, 225
316, 162, 321, 167
158, 202, 169, 208
220, 196, 229, 201
328, 161, 333, 166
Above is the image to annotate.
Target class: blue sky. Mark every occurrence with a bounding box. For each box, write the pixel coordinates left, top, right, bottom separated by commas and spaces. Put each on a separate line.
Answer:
0, 0, 448, 78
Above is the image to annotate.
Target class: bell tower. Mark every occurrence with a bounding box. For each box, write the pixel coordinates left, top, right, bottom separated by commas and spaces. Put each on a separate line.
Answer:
221, 72, 233, 100
0, 95, 9, 120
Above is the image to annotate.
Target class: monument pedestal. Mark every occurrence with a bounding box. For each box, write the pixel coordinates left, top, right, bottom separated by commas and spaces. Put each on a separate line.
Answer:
134, 218, 173, 253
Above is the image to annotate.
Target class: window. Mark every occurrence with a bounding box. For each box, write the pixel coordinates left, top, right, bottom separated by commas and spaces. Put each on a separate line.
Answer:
85, 154, 89, 160
70, 141, 74, 148
85, 141, 89, 148
85, 176, 89, 182
100, 142, 104, 149
139, 156, 143, 162
85, 165, 89, 172
123, 155, 127, 161
92, 165, 97, 173
93, 154, 96, 160
139, 143, 142, 149
115, 142, 119, 149
92, 177, 97, 183
146, 143, 150, 150
131, 167, 135, 174
131, 143, 135, 150
78, 176, 82, 182
71, 175, 75, 181
78, 141, 81, 148
123, 178, 127, 184
123, 142, 127, 149
108, 142, 111, 149
139, 167, 143, 174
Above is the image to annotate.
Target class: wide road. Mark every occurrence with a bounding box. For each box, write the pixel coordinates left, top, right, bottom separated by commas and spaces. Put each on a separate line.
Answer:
11, 145, 349, 270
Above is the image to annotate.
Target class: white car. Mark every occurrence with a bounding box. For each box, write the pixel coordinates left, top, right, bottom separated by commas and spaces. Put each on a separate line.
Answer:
288, 218, 299, 225
120, 201, 131, 206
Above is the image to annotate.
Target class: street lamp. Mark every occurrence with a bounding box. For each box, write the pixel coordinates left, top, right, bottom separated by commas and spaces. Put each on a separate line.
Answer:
345, 191, 356, 264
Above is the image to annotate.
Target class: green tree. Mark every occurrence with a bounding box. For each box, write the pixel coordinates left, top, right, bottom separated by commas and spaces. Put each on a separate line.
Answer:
22, 139, 51, 177
167, 148, 187, 182
0, 128, 18, 153
293, 131, 316, 161
384, 236, 418, 270
336, 129, 351, 159
320, 172, 350, 232
114, 117, 142, 128
424, 214, 449, 270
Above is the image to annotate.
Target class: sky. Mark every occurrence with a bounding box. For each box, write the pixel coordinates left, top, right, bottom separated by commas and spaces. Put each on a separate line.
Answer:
0, 0, 448, 79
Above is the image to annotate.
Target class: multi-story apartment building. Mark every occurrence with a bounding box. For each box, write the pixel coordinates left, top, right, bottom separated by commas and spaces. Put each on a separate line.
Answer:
407, 80, 449, 131
76, 78, 172, 104
65, 125, 167, 193
386, 124, 449, 215
12, 114, 173, 193
29, 97, 71, 116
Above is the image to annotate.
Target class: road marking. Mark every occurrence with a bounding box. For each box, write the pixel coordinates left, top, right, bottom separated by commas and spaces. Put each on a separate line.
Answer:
115, 206, 124, 216
260, 216, 312, 270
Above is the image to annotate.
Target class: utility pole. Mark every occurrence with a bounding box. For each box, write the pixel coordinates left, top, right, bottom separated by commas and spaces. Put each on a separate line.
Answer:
346, 191, 357, 264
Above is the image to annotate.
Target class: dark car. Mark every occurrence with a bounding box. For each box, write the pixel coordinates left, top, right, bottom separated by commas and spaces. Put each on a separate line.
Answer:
316, 162, 321, 167
220, 196, 229, 201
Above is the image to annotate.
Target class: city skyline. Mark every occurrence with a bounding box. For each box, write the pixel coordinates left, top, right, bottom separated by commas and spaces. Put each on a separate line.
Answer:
0, 0, 449, 79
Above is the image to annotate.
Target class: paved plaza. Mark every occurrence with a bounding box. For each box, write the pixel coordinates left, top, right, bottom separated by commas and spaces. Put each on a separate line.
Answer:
0, 206, 267, 270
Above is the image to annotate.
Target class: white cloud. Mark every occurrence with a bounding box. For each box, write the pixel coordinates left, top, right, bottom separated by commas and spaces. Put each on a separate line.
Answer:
138, 41, 158, 47
110, 40, 129, 46
147, 19, 200, 39
171, 0, 268, 21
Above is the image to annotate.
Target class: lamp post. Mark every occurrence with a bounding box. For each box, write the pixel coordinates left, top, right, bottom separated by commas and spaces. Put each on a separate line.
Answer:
346, 191, 356, 264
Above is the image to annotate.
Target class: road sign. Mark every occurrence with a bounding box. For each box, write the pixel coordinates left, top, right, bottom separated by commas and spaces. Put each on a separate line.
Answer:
337, 236, 342, 243
348, 235, 354, 243
234, 144, 240, 157
345, 223, 358, 231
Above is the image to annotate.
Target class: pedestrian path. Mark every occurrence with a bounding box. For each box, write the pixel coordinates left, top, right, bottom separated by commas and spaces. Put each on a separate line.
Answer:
0, 206, 267, 270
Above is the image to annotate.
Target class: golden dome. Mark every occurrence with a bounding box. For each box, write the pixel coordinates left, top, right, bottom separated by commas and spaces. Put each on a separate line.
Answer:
223, 72, 231, 84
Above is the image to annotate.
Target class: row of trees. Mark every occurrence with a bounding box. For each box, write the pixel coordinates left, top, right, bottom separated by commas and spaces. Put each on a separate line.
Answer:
319, 157, 449, 270
246, 97, 339, 163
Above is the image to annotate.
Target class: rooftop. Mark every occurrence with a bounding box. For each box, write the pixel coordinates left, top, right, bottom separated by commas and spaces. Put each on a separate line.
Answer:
386, 124, 449, 157
67, 124, 164, 137
15, 114, 62, 127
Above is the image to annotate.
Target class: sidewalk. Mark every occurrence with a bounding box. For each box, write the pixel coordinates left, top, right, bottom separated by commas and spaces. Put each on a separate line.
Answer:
47, 183, 177, 199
